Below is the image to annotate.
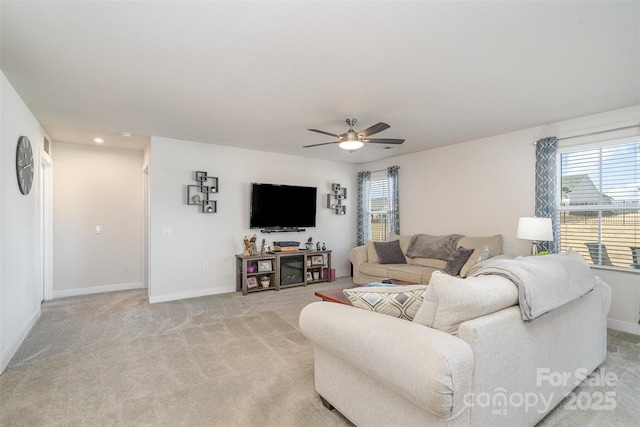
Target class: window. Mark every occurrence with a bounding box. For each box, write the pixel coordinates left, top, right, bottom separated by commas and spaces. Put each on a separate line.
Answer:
357, 166, 399, 245
558, 138, 640, 270
368, 170, 391, 241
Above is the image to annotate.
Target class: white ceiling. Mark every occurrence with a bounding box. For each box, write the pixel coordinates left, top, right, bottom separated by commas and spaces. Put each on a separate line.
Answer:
1, 1, 639, 163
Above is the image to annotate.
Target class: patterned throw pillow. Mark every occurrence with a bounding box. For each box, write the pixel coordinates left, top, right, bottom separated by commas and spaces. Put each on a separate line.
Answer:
343, 286, 428, 320
373, 240, 407, 264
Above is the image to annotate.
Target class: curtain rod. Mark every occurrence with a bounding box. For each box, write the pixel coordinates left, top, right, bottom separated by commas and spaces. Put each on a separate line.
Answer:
556, 123, 640, 142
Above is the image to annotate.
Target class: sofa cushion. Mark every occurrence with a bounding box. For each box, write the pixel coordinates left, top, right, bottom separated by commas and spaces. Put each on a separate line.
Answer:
444, 247, 475, 276
359, 263, 392, 278
458, 235, 503, 277
389, 233, 412, 258
406, 234, 463, 261
343, 285, 428, 320
410, 258, 448, 269
374, 240, 407, 264
413, 271, 518, 335
386, 265, 438, 284
365, 240, 379, 264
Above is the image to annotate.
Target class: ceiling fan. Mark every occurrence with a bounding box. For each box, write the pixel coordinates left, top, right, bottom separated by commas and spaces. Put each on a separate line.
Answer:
303, 118, 405, 150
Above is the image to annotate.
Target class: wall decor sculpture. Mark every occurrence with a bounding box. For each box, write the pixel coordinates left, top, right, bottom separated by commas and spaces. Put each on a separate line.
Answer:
187, 171, 218, 213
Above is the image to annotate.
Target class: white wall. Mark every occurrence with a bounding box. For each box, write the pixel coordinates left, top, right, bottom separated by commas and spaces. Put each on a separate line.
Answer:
361, 105, 640, 334
0, 71, 46, 372
148, 136, 356, 303
52, 142, 143, 297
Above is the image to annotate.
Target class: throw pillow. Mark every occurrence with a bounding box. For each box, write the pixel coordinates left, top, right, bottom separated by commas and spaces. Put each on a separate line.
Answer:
405, 234, 464, 261
373, 240, 407, 264
457, 235, 503, 277
344, 285, 428, 320
412, 271, 518, 335
444, 247, 475, 276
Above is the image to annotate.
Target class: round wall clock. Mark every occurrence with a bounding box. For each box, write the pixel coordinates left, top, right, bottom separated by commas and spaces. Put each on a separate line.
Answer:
16, 136, 34, 195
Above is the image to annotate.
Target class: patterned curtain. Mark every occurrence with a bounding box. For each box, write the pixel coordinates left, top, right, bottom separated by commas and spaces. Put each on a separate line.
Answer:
356, 171, 371, 245
535, 137, 559, 253
387, 165, 400, 235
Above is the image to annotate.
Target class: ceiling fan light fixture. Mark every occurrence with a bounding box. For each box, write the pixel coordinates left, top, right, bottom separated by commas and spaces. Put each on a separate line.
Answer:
339, 140, 364, 150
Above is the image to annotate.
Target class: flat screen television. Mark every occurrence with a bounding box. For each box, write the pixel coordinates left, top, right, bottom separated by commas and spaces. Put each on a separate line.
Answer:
250, 183, 317, 231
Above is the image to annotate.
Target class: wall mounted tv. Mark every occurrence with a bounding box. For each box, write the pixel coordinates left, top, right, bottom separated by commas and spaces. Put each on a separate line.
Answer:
250, 183, 317, 232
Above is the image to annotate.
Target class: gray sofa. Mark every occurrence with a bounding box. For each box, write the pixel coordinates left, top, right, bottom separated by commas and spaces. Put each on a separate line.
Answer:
300, 253, 611, 426
349, 233, 504, 285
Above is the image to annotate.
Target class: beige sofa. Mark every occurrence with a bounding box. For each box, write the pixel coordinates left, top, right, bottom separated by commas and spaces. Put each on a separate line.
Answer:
349, 233, 504, 285
300, 255, 611, 427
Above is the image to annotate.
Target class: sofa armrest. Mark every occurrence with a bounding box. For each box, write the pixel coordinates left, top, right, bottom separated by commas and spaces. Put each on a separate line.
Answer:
349, 245, 368, 267
300, 302, 473, 420
457, 278, 609, 426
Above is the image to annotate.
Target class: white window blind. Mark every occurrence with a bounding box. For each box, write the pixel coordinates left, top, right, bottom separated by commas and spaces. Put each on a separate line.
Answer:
368, 170, 390, 241
558, 138, 640, 270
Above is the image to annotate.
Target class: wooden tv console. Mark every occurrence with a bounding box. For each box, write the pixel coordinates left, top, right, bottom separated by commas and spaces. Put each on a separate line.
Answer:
235, 250, 332, 295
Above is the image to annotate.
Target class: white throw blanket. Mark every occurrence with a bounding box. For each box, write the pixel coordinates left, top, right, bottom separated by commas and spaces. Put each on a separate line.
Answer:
469, 252, 596, 320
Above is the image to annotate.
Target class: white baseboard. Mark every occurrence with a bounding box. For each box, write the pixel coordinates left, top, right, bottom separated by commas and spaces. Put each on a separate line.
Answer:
1, 306, 41, 374
53, 282, 144, 299
607, 318, 640, 335
149, 287, 229, 304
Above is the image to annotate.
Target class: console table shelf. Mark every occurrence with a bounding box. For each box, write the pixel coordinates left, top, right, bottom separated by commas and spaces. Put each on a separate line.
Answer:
236, 250, 332, 295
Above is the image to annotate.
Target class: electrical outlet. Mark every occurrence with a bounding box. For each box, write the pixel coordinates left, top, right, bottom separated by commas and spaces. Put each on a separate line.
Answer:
96, 225, 102, 235
203, 261, 209, 269
161, 226, 172, 236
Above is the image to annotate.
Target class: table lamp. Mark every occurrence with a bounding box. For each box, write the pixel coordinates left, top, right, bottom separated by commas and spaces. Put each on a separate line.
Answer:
517, 217, 553, 255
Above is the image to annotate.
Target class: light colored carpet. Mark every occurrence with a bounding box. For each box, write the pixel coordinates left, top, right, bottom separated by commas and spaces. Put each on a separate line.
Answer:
1, 277, 639, 426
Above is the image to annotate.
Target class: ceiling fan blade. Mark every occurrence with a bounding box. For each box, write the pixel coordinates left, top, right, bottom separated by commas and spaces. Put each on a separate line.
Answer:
363, 138, 405, 145
358, 122, 390, 138
308, 128, 340, 138
302, 141, 340, 148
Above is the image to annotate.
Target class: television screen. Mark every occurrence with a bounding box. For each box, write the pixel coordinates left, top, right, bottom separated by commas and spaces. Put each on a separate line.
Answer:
250, 183, 317, 230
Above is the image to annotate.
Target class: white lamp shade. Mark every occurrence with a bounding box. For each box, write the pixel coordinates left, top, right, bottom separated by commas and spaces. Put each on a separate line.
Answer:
516, 217, 553, 241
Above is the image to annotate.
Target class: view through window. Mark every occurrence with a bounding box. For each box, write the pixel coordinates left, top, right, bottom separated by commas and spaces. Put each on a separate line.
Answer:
368, 170, 390, 242
558, 138, 640, 270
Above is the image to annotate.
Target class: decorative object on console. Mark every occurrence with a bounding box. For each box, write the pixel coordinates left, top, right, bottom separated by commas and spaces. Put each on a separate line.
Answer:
187, 170, 218, 213
243, 235, 258, 256
305, 237, 314, 250
260, 275, 271, 288
516, 217, 553, 255
322, 243, 326, 250
316, 242, 321, 251
273, 241, 300, 252
260, 238, 270, 254
327, 183, 347, 214
258, 260, 272, 272
249, 235, 257, 255
247, 277, 258, 289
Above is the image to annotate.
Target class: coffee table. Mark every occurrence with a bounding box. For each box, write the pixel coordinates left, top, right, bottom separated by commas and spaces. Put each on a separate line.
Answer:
314, 280, 414, 306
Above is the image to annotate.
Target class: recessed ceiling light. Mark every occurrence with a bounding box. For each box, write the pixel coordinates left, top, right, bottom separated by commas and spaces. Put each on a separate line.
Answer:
94, 138, 104, 143
120, 131, 132, 138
